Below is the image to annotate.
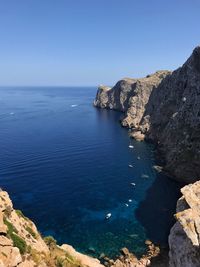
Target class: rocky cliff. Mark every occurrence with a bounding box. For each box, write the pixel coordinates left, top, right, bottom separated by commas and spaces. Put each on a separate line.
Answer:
169, 181, 200, 267
0, 189, 104, 267
94, 71, 170, 142
94, 46, 200, 183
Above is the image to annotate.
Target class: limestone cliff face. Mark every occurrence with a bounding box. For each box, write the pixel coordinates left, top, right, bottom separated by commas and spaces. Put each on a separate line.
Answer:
0, 190, 104, 267
94, 71, 170, 127
94, 46, 200, 183
139, 46, 200, 183
168, 181, 200, 267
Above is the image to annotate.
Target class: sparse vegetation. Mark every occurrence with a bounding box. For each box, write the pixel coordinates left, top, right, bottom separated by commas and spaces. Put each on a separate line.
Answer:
56, 257, 64, 267
16, 209, 28, 220
29, 247, 44, 265
4, 205, 12, 217
3, 216, 27, 254
1, 251, 7, 258
3, 217, 18, 234
25, 226, 37, 239
56, 255, 81, 267
44, 235, 57, 247
10, 232, 27, 254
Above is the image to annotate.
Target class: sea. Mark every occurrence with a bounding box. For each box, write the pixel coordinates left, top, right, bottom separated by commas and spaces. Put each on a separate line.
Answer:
0, 86, 181, 258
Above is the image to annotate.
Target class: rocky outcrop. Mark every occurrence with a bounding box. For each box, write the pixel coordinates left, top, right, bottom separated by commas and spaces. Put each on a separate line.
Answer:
168, 181, 200, 267
94, 71, 170, 129
94, 46, 200, 183
0, 189, 104, 267
102, 243, 163, 267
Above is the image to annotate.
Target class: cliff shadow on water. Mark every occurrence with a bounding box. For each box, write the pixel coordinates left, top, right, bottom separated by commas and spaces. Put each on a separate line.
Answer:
95, 107, 182, 250
135, 171, 182, 246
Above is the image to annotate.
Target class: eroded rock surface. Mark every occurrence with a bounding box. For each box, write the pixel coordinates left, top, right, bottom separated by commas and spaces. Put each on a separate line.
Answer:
94, 71, 170, 128
169, 181, 200, 267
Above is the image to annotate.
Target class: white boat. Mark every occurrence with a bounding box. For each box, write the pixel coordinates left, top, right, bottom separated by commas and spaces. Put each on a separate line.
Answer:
125, 203, 129, 207
128, 199, 132, 202
130, 182, 136, 186
129, 145, 134, 149
137, 156, 141, 160
105, 213, 112, 219
128, 164, 133, 168
141, 174, 149, 179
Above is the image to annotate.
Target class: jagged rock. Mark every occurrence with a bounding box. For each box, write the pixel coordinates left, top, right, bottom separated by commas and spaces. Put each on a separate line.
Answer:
120, 247, 130, 256
0, 246, 22, 267
169, 181, 200, 267
0, 191, 13, 212
145, 240, 152, 246
94, 71, 170, 129
18, 260, 35, 267
94, 85, 112, 108
0, 236, 12, 246
0, 212, 7, 234
129, 131, 145, 141
60, 244, 104, 267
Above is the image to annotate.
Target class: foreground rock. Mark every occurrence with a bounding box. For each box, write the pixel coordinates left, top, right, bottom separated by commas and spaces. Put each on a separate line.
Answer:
169, 181, 200, 267
0, 189, 104, 267
101, 242, 168, 267
94, 46, 200, 183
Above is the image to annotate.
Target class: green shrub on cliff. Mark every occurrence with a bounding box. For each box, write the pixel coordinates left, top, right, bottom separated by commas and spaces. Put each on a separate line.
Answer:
10, 232, 27, 254
44, 235, 57, 247
3, 217, 27, 254
25, 226, 37, 239
3, 217, 18, 234
16, 209, 28, 220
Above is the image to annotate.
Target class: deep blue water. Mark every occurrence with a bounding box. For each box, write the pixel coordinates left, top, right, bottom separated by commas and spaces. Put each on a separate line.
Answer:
0, 87, 181, 258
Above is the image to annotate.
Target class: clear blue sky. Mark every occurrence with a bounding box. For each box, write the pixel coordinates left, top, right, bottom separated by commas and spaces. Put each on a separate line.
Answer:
0, 0, 200, 86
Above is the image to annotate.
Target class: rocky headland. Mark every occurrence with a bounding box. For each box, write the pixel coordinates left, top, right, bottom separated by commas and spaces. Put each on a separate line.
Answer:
94, 46, 200, 184
94, 46, 200, 266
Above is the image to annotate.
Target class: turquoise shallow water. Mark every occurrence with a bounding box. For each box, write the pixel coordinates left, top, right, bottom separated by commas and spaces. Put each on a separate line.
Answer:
0, 87, 181, 257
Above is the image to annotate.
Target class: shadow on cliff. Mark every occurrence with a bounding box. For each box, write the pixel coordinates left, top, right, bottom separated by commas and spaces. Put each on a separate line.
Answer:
135, 172, 182, 246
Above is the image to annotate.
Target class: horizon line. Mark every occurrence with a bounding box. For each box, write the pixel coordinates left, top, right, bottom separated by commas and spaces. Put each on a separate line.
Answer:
0, 85, 101, 88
